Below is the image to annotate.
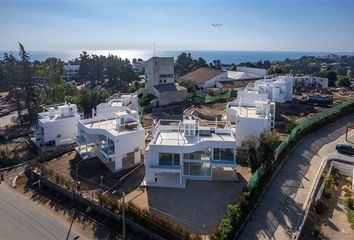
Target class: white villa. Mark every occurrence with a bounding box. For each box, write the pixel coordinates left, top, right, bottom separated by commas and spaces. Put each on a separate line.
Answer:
239, 76, 293, 103
144, 117, 237, 188
96, 92, 139, 115
34, 103, 80, 147
226, 99, 276, 147
77, 109, 145, 172
292, 76, 328, 89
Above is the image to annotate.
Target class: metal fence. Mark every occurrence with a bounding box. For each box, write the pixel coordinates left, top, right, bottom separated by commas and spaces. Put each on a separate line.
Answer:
246, 98, 354, 192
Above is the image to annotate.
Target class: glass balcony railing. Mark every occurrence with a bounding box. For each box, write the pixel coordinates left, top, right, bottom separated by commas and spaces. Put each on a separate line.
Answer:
100, 144, 115, 156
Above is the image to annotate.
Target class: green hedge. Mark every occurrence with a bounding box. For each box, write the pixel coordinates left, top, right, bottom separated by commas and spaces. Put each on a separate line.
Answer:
215, 99, 354, 240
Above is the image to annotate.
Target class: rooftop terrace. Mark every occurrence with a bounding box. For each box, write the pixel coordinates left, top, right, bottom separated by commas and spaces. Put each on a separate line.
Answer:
151, 118, 235, 146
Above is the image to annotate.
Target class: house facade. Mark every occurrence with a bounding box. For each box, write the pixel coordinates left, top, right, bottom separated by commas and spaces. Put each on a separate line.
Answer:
35, 103, 80, 147
292, 76, 328, 89
144, 117, 237, 188
240, 76, 293, 103
226, 99, 276, 147
77, 109, 145, 172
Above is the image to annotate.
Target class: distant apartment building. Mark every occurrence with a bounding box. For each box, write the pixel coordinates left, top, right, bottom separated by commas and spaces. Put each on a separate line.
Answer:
240, 76, 293, 103
64, 64, 79, 81
34, 103, 80, 147
144, 117, 237, 188
145, 57, 187, 106
226, 99, 275, 147
132, 60, 145, 74
292, 76, 328, 89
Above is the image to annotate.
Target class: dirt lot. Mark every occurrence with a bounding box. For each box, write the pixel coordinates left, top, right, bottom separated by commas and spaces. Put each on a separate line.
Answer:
0, 137, 36, 168
41, 150, 144, 196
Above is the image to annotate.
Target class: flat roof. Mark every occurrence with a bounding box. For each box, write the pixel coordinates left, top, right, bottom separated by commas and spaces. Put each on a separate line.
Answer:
83, 118, 142, 136
229, 105, 268, 119
154, 131, 235, 146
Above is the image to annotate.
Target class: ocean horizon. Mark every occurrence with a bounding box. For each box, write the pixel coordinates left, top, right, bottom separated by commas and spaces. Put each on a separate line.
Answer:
1, 49, 354, 64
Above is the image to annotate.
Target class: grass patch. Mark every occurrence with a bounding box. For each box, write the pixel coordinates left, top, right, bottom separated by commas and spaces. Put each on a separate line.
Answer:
348, 209, 354, 229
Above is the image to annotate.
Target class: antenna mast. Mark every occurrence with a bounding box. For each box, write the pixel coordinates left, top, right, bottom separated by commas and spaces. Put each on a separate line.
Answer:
153, 42, 156, 57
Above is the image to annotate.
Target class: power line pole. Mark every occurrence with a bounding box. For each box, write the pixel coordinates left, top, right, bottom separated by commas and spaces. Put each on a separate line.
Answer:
122, 192, 126, 240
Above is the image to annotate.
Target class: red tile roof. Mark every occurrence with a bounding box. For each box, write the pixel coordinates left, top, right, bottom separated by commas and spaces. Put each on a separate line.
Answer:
180, 68, 224, 84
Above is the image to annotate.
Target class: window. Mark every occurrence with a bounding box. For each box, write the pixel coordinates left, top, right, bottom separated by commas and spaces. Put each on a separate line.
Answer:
159, 153, 180, 166
160, 80, 162, 83
221, 148, 234, 161
183, 162, 211, 176
213, 148, 234, 162
183, 149, 211, 161
164, 80, 166, 83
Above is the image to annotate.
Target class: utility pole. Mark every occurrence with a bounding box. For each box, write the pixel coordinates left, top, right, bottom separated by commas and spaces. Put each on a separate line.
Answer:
122, 192, 126, 240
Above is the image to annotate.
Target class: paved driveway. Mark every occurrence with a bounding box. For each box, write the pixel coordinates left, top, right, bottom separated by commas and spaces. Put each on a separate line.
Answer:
238, 114, 354, 240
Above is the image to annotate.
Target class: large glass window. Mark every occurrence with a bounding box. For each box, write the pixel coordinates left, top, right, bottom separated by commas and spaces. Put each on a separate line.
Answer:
213, 148, 234, 162
183, 162, 211, 176
221, 148, 234, 161
183, 149, 211, 161
159, 153, 180, 167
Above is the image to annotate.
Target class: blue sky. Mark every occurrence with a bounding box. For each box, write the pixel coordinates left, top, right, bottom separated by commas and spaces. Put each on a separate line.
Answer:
1, 0, 354, 52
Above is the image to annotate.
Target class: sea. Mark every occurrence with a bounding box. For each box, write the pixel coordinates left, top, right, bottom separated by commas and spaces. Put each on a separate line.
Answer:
1, 50, 354, 64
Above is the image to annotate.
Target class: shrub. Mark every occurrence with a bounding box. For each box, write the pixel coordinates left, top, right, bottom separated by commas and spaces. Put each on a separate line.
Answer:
312, 224, 321, 238
345, 176, 353, 185
315, 199, 327, 215
342, 184, 352, 193
331, 167, 340, 186
348, 209, 354, 229
217, 218, 233, 240
285, 119, 297, 134
323, 174, 335, 199
345, 197, 354, 210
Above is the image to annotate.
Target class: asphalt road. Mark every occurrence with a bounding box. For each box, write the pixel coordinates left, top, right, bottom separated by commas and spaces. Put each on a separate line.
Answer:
238, 113, 354, 240
0, 184, 88, 240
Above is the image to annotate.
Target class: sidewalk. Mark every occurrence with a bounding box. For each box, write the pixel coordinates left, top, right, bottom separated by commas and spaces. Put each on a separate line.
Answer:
238, 114, 354, 240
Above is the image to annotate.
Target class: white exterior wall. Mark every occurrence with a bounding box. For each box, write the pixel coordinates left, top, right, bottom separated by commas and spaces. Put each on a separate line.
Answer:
293, 76, 328, 89
236, 66, 267, 77
236, 90, 267, 106
145, 57, 174, 94
114, 129, 145, 170
39, 115, 79, 146
77, 116, 145, 172
235, 116, 271, 147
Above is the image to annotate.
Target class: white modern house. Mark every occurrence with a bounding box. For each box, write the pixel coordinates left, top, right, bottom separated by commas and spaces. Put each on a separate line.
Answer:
77, 109, 145, 172
144, 117, 237, 188
226, 99, 276, 147
34, 103, 80, 147
145, 57, 187, 106
239, 76, 293, 103
292, 76, 328, 89
96, 92, 139, 115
